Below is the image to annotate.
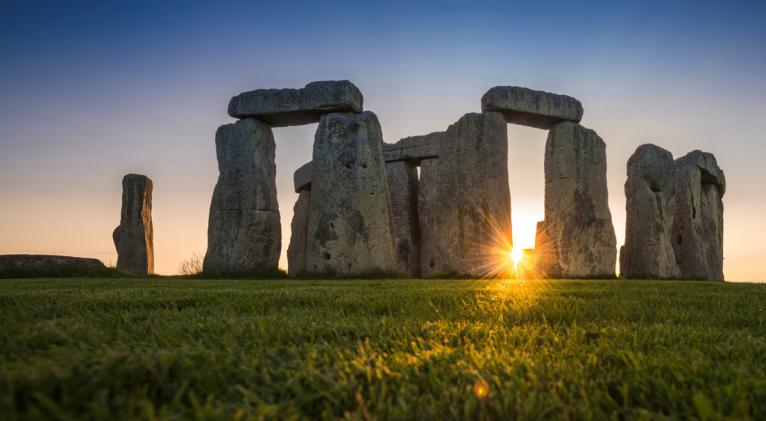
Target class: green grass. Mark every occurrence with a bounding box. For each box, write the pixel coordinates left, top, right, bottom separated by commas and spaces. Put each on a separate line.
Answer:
0, 278, 765, 420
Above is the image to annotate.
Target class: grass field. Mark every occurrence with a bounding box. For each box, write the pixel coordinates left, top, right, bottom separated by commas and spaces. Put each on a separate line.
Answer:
1, 278, 765, 420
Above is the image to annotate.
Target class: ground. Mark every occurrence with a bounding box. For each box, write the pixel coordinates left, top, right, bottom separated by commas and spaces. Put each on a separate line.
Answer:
1, 278, 765, 420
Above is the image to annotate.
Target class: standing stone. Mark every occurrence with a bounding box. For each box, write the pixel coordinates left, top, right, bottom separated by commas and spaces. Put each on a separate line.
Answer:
203, 118, 281, 275
672, 150, 725, 280
534, 220, 550, 277
621, 144, 680, 279
113, 174, 153, 275
536, 122, 616, 278
305, 112, 397, 275
481, 86, 583, 129
386, 161, 420, 277
419, 112, 512, 277
293, 161, 313, 193
287, 190, 311, 276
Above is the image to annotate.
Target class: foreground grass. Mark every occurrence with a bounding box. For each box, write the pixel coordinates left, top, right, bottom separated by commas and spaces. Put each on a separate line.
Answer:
0, 279, 765, 420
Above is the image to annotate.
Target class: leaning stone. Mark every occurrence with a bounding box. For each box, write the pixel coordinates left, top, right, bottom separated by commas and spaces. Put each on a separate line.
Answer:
386, 161, 420, 277
621, 144, 680, 279
481, 86, 583, 129
287, 191, 311, 275
419, 112, 512, 277
228, 80, 363, 127
671, 150, 725, 280
113, 174, 154, 275
535, 122, 616, 278
305, 112, 398, 275
203, 118, 281, 275
0, 254, 108, 278
293, 161, 312, 193
383, 132, 442, 163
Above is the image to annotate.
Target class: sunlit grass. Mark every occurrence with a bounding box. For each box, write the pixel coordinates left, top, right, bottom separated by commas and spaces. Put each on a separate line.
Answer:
1, 278, 764, 419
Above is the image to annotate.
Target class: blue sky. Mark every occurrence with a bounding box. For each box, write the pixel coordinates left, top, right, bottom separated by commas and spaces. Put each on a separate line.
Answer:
1, 1, 765, 279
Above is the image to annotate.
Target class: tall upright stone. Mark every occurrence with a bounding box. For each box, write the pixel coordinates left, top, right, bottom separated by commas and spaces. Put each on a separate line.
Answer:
536, 122, 616, 278
672, 150, 725, 280
288, 162, 313, 276
113, 174, 153, 275
203, 118, 281, 275
287, 189, 311, 276
621, 144, 680, 279
305, 112, 397, 275
419, 112, 512, 277
386, 161, 420, 277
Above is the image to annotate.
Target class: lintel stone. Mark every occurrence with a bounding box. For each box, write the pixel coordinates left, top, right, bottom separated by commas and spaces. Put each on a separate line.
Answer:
481, 86, 583, 129
383, 132, 442, 163
228, 80, 363, 126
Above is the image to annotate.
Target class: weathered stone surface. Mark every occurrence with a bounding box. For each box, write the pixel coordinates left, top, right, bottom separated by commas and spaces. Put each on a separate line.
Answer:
621, 144, 680, 279
293, 162, 312, 193
419, 112, 512, 277
113, 174, 153, 275
383, 132, 441, 163
0, 254, 107, 278
289, 133, 442, 193
672, 150, 725, 280
305, 112, 397, 274
203, 118, 281, 275
228, 81, 363, 127
481, 86, 583, 129
386, 161, 420, 277
535, 122, 616, 278
287, 191, 311, 275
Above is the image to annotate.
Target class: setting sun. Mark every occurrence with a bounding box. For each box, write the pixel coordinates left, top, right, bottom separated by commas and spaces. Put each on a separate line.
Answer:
510, 247, 524, 268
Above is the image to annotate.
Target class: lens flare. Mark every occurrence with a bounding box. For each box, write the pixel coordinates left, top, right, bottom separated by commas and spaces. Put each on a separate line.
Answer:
473, 379, 490, 399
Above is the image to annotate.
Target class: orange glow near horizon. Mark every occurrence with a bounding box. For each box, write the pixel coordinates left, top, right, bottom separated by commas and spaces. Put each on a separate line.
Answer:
468, 201, 546, 280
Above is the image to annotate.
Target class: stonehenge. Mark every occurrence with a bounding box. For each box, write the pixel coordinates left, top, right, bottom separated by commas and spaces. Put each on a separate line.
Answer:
620, 147, 725, 280
534, 122, 617, 278
203, 119, 281, 275
282, 84, 623, 279
194, 79, 724, 280
113, 174, 154, 275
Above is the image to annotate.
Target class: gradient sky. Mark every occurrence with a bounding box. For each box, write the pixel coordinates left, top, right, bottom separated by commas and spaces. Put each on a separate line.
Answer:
1, 1, 765, 281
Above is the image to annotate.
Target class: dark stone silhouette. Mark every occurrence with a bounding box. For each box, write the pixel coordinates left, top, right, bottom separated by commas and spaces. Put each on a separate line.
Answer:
113, 174, 153, 276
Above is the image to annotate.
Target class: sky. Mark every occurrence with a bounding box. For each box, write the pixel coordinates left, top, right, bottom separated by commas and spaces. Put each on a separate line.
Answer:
1, 1, 765, 281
